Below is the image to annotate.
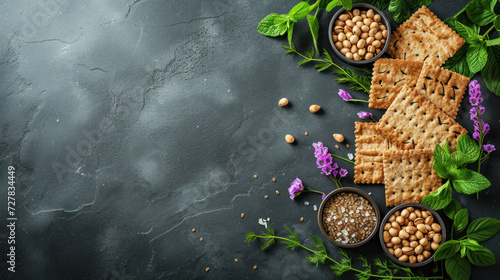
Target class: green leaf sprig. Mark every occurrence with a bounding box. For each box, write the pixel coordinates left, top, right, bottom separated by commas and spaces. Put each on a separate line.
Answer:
443, 0, 500, 96
422, 135, 490, 210
245, 227, 443, 280
388, 0, 433, 24
257, 0, 373, 94
433, 201, 500, 280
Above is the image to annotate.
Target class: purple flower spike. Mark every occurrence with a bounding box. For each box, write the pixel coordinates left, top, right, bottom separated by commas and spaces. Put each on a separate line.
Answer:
312, 142, 328, 157
338, 89, 353, 102
468, 80, 483, 106
322, 193, 327, 200
339, 168, 348, 177
483, 144, 496, 153
288, 178, 304, 200
473, 131, 480, 141
357, 111, 373, 119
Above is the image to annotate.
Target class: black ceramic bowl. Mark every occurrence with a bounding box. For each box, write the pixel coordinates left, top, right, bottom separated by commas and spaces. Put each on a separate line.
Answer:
318, 187, 381, 248
378, 203, 446, 268
328, 3, 391, 65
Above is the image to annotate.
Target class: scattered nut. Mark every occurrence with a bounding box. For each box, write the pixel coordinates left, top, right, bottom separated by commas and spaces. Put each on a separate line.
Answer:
333, 133, 345, 143
335, 145, 339, 149
264, 195, 268, 199
235, 259, 239, 263
253, 265, 258, 270
272, 177, 276, 182
285, 134, 295, 144
253, 175, 258, 179
300, 217, 304, 222
346, 144, 350, 148
275, 190, 280, 195
241, 213, 245, 218
278, 98, 289, 107
206, 267, 210, 272
192, 228, 196, 233
309, 104, 321, 113
305, 132, 309, 136
200, 237, 204, 242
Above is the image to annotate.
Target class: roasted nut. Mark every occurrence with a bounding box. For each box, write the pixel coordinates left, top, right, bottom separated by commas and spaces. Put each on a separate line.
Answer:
353, 9, 360, 16
423, 251, 431, 259
425, 216, 434, 225
357, 39, 366, 49
372, 40, 382, 48
382, 30, 388, 38
388, 248, 395, 255
394, 248, 403, 258
285, 134, 295, 143
352, 16, 362, 23
405, 226, 417, 235
415, 209, 422, 218
417, 254, 425, 263
409, 234, 417, 242
353, 53, 361, 61
309, 105, 321, 113
391, 236, 402, 245
350, 45, 358, 54
278, 98, 289, 107
343, 40, 351, 48
422, 211, 429, 219
374, 14, 381, 22
396, 216, 405, 225
398, 255, 409, 262
414, 218, 424, 225
388, 214, 396, 222
335, 41, 343, 50
416, 224, 427, 233
401, 240, 410, 247
350, 35, 359, 44
431, 242, 440, 251
389, 228, 399, 237
401, 209, 409, 218
383, 231, 391, 242
339, 14, 348, 21
358, 48, 366, 57
334, 26, 344, 33
415, 231, 424, 240
340, 47, 349, 55
353, 26, 361, 36
386, 242, 394, 248
409, 212, 417, 221
384, 223, 392, 231
419, 238, 429, 246
433, 233, 442, 243
402, 247, 414, 255
333, 134, 344, 143
431, 223, 441, 232
409, 255, 417, 264
338, 33, 347, 41
410, 241, 419, 248
391, 221, 401, 230
415, 245, 424, 255
367, 9, 374, 18
335, 20, 345, 27
364, 52, 374, 60
398, 230, 410, 240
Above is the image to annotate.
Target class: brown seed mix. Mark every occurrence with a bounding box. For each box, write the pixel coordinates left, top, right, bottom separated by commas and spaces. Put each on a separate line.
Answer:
322, 192, 377, 244
383, 207, 442, 263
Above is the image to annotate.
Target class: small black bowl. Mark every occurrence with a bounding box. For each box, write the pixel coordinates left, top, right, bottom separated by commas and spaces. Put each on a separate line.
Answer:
318, 187, 381, 248
328, 3, 391, 65
379, 203, 446, 268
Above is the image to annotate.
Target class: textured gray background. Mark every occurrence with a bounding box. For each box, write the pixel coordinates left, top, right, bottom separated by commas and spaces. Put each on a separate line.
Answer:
0, 0, 499, 279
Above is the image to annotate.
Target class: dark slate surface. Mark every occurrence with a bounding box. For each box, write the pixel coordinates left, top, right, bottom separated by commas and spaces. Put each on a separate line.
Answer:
0, 0, 499, 279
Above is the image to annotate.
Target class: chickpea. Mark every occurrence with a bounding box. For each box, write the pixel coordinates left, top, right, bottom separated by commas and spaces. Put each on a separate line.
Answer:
367, 9, 374, 18
398, 255, 409, 262
374, 14, 381, 22
357, 39, 366, 49
401, 209, 409, 218
360, 32, 369, 39
431, 242, 440, 251
431, 223, 441, 232
364, 52, 374, 60
350, 35, 359, 44
394, 248, 403, 258
358, 48, 366, 57
409, 256, 417, 264
353, 26, 361, 36
343, 40, 351, 48
353, 53, 362, 61
384, 222, 392, 231
339, 14, 348, 21
335, 20, 345, 27
383, 231, 391, 242
417, 255, 425, 263
345, 52, 353, 59
340, 47, 349, 55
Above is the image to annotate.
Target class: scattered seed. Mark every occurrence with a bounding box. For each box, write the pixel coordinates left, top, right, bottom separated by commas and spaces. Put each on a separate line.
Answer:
333, 133, 345, 142
264, 195, 268, 199
253, 265, 258, 270
275, 190, 280, 195
305, 132, 309, 136
278, 98, 289, 107
235, 259, 239, 263
309, 104, 321, 113
241, 213, 245, 218
253, 175, 258, 179
206, 267, 210, 272
300, 217, 304, 222
335, 145, 339, 149
192, 228, 196, 233
285, 134, 295, 144
272, 177, 276, 182
200, 237, 203, 242
346, 144, 350, 148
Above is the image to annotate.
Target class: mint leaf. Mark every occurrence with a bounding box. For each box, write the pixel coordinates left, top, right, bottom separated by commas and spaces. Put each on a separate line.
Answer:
388, 0, 414, 24
433, 143, 456, 179
362, 0, 390, 10
326, 0, 343, 11
482, 45, 500, 97
467, 217, 500, 242
307, 15, 319, 54
447, 19, 481, 44
453, 134, 480, 166
289, 1, 311, 21
443, 44, 476, 78
495, 16, 500, 31
467, 42, 488, 73
452, 169, 491, 194
445, 254, 471, 280
454, 209, 469, 233
422, 180, 452, 210
341, 0, 353, 10
434, 240, 461, 261
257, 14, 290, 37
465, 240, 496, 266
486, 37, 500, 46
466, 0, 497, 26
443, 198, 462, 220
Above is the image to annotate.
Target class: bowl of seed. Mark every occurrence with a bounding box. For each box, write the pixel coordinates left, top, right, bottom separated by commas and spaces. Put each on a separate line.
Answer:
318, 187, 380, 248
328, 3, 391, 65
379, 203, 446, 267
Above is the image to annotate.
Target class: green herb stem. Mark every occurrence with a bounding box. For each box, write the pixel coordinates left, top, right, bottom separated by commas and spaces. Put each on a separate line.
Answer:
328, 174, 342, 188
482, 25, 495, 38
331, 154, 355, 164
250, 234, 443, 279
348, 99, 369, 103
304, 187, 325, 195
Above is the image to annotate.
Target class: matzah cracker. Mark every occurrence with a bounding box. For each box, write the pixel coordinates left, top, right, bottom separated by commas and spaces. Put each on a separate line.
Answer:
383, 149, 441, 207
377, 85, 468, 151
387, 6, 465, 66
369, 58, 424, 109
354, 122, 393, 184
415, 62, 470, 119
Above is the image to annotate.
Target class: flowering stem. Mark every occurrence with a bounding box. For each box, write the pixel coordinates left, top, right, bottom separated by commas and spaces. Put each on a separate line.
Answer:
348, 99, 369, 103
476, 109, 485, 199
370, 116, 378, 123
482, 25, 495, 38
331, 153, 355, 164
328, 174, 343, 188
304, 187, 324, 195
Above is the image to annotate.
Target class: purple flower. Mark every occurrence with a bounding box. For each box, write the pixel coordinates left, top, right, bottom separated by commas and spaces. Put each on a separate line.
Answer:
339, 168, 348, 177
474, 120, 490, 136
357, 111, 373, 119
338, 89, 353, 102
312, 142, 328, 157
469, 80, 483, 106
473, 131, 480, 141
483, 144, 496, 153
288, 178, 304, 200
470, 106, 485, 121
469, 96, 483, 106
322, 193, 327, 200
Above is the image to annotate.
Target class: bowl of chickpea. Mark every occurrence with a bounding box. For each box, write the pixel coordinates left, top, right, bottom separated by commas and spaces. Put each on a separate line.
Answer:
328, 3, 391, 65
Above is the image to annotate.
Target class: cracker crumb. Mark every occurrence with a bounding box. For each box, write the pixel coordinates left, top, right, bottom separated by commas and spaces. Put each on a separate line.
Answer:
304, 201, 310, 206
313, 205, 318, 211
347, 153, 354, 160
